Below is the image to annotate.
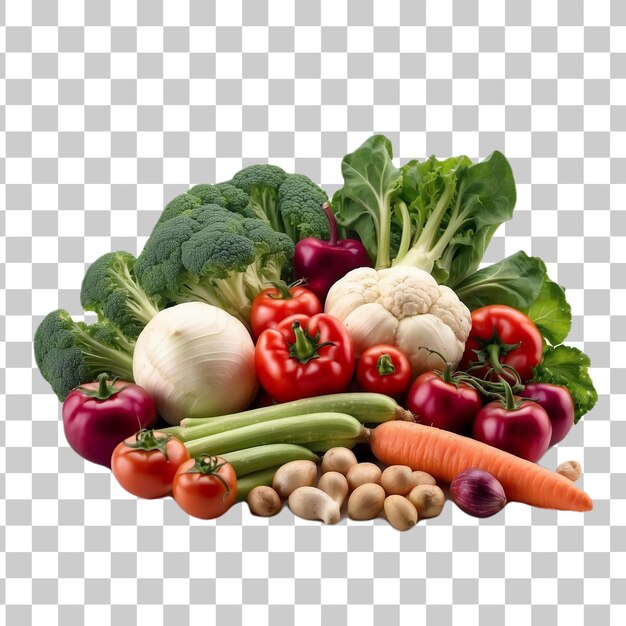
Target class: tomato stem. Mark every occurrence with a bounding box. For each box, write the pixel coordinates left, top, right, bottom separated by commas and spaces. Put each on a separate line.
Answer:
486, 343, 504, 374
498, 377, 524, 411
470, 329, 521, 375
288, 320, 335, 365
376, 354, 396, 376
184, 455, 232, 496
267, 280, 294, 300
123, 429, 171, 460
418, 346, 462, 387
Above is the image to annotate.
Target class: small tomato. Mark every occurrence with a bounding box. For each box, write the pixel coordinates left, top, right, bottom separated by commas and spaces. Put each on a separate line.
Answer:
172, 456, 238, 520
250, 281, 322, 339
111, 429, 190, 499
356, 344, 411, 397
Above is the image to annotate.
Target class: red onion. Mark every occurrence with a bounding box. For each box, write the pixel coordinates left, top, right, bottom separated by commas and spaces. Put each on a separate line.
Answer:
450, 468, 507, 518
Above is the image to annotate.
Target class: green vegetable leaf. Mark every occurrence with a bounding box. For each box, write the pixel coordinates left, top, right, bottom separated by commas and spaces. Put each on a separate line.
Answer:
532, 345, 598, 423
523, 276, 571, 346
454, 251, 546, 311
332, 135, 403, 269
396, 150, 517, 286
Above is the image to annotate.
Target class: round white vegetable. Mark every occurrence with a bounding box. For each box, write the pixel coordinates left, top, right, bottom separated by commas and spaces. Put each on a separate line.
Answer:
325, 266, 471, 377
133, 302, 258, 425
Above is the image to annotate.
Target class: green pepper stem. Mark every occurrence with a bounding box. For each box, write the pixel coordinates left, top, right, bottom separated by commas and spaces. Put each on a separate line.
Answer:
77, 372, 126, 400
288, 321, 335, 365
291, 321, 316, 361
323, 201, 338, 246
376, 354, 396, 376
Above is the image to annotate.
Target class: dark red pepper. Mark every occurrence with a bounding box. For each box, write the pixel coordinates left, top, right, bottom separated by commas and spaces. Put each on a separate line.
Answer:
293, 202, 372, 304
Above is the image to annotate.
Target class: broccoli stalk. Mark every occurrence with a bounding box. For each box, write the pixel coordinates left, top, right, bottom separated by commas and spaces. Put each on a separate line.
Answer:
80, 251, 161, 339
34, 309, 135, 400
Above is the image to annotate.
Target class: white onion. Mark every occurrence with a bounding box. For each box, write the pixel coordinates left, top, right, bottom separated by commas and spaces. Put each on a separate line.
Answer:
133, 302, 258, 425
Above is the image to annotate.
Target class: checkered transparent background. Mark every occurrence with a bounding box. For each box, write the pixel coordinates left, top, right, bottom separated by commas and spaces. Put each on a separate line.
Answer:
2, 0, 625, 624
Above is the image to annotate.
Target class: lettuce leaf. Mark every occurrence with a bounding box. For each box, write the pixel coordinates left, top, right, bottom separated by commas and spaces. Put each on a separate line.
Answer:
523, 275, 571, 346
532, 345, 598, 423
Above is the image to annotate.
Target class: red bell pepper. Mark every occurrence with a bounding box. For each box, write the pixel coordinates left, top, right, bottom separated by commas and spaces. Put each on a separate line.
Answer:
254, 313, 355, 403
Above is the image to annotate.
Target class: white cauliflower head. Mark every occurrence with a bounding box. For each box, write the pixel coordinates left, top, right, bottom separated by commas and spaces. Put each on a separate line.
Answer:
325, 266, 471, 377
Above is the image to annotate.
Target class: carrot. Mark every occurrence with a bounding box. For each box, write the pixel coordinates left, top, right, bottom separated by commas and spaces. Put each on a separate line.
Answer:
369, 421, 592, 512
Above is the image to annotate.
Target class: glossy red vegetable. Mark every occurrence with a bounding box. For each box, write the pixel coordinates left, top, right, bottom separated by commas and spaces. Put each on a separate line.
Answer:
522, 382, 575, 447
472, 384, 552, 463
460, 304, 543, 382
250, 281, 322, 339
254, 313, 355, 403
294, 202, 372, 303
405, 365, 482, 435
62, 374, 157, 468
172, 455, 237, 520
356, 344, 411, 397
111, 429, 190, 499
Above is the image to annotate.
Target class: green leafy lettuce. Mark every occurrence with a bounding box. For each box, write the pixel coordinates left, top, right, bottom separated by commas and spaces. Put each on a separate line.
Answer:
332, 134, 517, 288
532, 345, 598, 423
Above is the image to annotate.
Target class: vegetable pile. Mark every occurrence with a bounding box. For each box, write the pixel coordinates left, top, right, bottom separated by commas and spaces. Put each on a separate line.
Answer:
34, 135, 597, 527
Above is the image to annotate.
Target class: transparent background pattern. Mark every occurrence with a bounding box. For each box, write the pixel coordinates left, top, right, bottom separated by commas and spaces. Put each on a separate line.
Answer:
2, 0, 625, 624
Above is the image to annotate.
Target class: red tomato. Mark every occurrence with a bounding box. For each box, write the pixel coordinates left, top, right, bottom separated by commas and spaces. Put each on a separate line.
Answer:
356, 344, 411, 397
111, 429, 190, 499
405, 371, 482, 435
255, 313, 355, 403
172, 456, 237, 520
459, 305, 543, 382
472, 397, 552, 463
63, 374, 157, 468
250, 282, 322, 339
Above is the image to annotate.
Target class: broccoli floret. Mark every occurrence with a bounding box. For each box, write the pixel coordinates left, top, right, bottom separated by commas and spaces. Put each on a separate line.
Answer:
80, 251, 161, 339
156, 183, 254, 227
230, 164, 288, 232
277, 173, 330, 242
135, 204, 295, 327
134, 212, 205, 296
34, 309, 135, 400
214, 182, 256, 218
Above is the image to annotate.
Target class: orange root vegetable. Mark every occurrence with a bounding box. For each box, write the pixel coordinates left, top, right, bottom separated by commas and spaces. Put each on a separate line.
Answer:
369, 421, 592, 513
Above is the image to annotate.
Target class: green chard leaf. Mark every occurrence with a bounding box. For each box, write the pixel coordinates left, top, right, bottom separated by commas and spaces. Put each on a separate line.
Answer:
454, 251, 546, 311
332, 135, 403, 269
532, 345, 598, 423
